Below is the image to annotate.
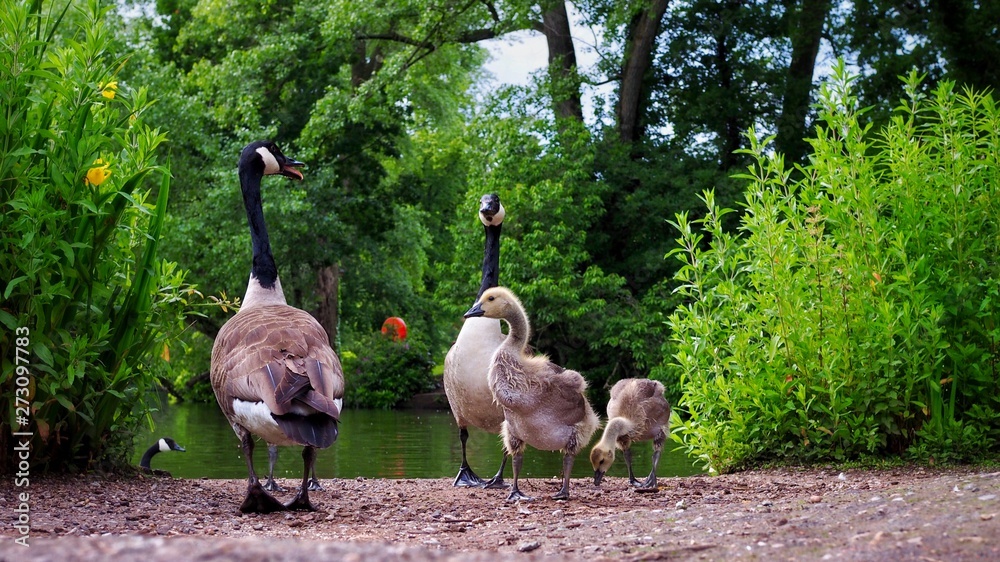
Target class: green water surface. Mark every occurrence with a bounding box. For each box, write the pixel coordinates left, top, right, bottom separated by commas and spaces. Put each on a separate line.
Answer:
134, 401, 704, 481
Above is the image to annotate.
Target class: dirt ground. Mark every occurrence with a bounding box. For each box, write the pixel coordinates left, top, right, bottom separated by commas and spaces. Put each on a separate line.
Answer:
1, 466, 998, 561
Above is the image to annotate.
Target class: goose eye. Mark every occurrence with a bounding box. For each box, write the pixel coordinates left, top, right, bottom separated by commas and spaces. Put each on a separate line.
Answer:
487, 296, 495, 301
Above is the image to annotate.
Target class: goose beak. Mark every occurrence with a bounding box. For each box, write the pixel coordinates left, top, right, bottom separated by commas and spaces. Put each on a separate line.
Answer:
173, 443, 187, 452
463, 301, 485, 318
594, 470, 605, 486
279, 157, 305, 180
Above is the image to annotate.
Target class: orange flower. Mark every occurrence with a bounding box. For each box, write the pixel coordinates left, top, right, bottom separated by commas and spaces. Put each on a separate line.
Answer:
84, 159, 111, 186
100, 81, 117, 99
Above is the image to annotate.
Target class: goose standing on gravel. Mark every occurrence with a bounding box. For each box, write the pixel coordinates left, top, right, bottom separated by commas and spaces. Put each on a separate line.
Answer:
138, 437, 185, 474
464, 287, 599, 501
590, 378, 671, 489
211, 141, 344, 513
443, 194, 508, 488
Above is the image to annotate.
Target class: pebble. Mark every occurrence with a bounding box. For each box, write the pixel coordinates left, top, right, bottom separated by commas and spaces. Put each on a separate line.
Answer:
518, 541, 541, 552
808, 495, 823, 503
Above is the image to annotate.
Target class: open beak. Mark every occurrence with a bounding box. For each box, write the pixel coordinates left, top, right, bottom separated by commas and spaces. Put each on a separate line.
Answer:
280, 157, 305, 180
594, 470, 605, 486
463, 301, 485, 319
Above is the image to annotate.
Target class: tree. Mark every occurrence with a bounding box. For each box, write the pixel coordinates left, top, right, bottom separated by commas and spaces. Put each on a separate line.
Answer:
774, 0, 832, 164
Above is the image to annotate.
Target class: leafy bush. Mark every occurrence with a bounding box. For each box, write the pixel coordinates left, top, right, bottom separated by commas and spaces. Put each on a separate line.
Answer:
0, 1, 193, 472
343, 331, 436, 409
668, 62, 1000, 472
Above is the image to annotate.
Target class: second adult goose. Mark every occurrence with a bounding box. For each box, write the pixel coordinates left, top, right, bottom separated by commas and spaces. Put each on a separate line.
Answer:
211, 141, 345, 514
263, 443, 322, 492
464, 287, 599, 501
138, 437, 185, 475
590, 378, 671, 489
443, 194, 508, 488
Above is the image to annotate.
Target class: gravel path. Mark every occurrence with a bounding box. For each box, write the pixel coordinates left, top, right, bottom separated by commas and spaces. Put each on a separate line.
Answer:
1, 467, 998, 560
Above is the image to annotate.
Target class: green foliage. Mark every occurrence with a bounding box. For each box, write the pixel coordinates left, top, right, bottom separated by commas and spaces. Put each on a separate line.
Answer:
342, 332, 436, 410
0, 0, 195, 472
668, 62, 1000, 472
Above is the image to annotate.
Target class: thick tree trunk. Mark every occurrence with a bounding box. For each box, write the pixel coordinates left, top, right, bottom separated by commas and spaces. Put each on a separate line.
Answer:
775, 0, 831, 165
351, 40, 383, 87
315, 264, 340, 349
617, 0, 669, 144
539, 1, 583, 124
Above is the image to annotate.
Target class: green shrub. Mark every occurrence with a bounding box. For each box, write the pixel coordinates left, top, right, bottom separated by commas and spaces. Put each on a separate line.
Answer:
343, 331, 436, 409
668, 62, 1000, 472
0, 0, 193, 473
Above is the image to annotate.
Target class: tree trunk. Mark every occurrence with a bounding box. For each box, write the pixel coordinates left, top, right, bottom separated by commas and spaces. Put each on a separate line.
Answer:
775, 0, 831, 165
617, 0, 669, 144
539, 1, 583, 124
715, 2, 742, 171
315, 264, 340, 350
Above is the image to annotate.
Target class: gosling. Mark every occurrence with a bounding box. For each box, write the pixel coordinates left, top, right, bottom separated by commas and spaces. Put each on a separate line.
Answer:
590, 378, 670, 488
464, 286, 599, 501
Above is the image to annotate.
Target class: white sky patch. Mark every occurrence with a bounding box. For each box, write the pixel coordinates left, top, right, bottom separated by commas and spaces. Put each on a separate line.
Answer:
480, 4, 615, 128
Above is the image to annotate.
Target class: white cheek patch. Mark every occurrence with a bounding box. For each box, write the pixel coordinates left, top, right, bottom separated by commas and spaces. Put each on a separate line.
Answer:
256, 146, 280, 175
158, 438, 169, 452
480, 203, 506, 226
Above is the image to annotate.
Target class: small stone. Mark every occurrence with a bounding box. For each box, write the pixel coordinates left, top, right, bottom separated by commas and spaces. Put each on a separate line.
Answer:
977, 494, 997, 501
980, 513, 995, 521
518, 541, 541, 552
808, 495, 823, 503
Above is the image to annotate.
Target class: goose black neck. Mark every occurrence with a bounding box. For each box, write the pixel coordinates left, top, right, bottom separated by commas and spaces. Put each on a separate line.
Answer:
476, 223, 501, 300
239, 165, 278, 289
139, 442, 160, 469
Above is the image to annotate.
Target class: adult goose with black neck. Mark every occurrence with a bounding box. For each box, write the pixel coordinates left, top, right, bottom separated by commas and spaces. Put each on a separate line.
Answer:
210, 141, 344, 513
443, 194, 509, 488
138, 437, 185, 476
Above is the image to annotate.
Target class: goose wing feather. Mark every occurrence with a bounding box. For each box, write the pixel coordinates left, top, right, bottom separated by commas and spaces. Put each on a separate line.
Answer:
490, 349, 590, 426
212, 305, 344, 420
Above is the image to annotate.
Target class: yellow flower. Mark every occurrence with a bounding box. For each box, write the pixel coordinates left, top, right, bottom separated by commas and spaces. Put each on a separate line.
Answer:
84, 159, 111, 186
100, 81, 117, 99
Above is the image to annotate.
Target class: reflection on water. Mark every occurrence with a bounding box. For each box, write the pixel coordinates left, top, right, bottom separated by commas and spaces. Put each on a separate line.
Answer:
134, 401, 704, 481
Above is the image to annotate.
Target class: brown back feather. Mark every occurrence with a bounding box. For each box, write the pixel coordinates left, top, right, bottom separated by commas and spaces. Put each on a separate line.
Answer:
211, 304, 344, 420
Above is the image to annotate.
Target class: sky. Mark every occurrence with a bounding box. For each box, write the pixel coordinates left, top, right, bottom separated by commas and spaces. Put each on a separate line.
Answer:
479, 10, 614, 125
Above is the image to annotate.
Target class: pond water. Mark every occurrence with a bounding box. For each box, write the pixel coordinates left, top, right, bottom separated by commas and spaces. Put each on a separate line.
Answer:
134, 400, 704, 481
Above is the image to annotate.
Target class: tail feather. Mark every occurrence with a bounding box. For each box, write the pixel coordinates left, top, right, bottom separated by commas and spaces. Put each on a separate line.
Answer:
273, 413, 339, 448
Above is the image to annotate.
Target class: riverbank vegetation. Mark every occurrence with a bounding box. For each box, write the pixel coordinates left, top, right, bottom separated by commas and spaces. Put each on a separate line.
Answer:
2, 0, 999, 473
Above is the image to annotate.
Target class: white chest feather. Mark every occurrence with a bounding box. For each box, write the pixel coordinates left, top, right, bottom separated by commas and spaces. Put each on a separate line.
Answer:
451, 317, 505, 382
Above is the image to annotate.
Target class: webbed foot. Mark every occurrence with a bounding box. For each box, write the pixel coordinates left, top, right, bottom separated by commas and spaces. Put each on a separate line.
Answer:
483, 476, 509, 489
453, 465, 486, 488
263, 477, 285, 492
240, 482, 287, 514
506, 488, 533, 502
307, 477, 324, 491
285, 490, 318, 511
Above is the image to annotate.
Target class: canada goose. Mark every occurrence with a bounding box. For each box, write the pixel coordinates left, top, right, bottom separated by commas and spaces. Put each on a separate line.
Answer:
211, 141, 345, 513
590, 378, 671, 489
442, 194, 509, 488
263, 443, 322, 492
138, 437, 185, 474
464, 287, 599, 501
